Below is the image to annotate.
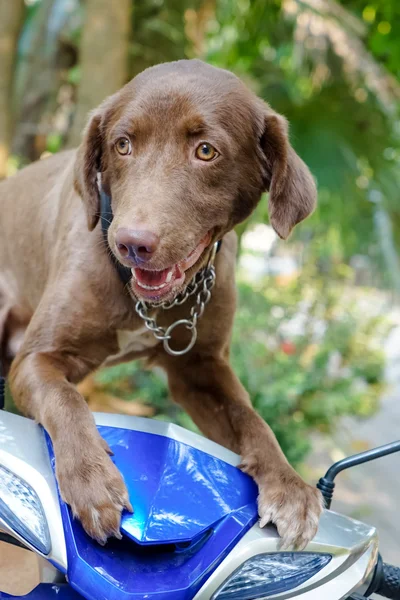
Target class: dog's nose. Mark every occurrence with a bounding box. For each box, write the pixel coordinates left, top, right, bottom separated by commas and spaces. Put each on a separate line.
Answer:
115, 228, 160, 262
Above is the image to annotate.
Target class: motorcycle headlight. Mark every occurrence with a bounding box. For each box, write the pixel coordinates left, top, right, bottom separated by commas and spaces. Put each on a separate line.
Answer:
213, 552, 332, 599
0, 465, 51, 554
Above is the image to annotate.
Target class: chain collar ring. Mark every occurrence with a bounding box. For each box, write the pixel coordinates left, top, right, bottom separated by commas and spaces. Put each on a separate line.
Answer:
134, 242, 218, 356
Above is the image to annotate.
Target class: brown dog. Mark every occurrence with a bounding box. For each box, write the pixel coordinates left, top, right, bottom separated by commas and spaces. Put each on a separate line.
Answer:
0, 60, 322, 549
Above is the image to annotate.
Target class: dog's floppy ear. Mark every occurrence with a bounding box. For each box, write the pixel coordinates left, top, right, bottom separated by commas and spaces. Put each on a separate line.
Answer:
261, 111, 316, 239
74, 111, 103, 231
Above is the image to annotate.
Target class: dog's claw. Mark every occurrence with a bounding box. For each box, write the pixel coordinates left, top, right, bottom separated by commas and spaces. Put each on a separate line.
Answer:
56, 440, 132, 545
257, 471, 323, 550
259, 511, 272, 529
99, 437, 114, 456
97, 536, 108, 547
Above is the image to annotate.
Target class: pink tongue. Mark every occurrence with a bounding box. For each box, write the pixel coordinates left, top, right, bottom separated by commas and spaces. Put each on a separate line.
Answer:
135, 266, 177, 286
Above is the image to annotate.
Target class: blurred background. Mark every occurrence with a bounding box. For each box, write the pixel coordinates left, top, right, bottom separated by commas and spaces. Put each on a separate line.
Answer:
1, 0, 400, 568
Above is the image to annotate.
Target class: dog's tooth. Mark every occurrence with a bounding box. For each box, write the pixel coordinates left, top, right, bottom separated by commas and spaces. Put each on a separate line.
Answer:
166, 269, 173, 283
136, 280, 168, 291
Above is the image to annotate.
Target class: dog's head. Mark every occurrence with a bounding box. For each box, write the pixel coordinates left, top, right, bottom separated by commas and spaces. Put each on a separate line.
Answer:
74, 60, 316, 303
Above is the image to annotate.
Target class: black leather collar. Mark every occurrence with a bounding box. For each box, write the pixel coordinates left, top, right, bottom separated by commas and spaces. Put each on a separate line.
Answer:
99, 189, 221, 288
100, 189, 132, 286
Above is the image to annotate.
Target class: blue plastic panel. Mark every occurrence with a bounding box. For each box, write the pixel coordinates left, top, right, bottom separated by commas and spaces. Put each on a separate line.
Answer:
46, 425, 258, 600
0, 584, 83, 599
103, 426, 256, 545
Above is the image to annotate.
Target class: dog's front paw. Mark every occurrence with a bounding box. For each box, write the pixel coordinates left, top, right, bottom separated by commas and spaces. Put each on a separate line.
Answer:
256, 469, 323, 550
56, 440, 132, 545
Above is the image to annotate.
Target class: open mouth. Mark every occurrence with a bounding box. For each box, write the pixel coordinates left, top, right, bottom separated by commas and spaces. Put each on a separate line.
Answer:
131, 233, 211, 302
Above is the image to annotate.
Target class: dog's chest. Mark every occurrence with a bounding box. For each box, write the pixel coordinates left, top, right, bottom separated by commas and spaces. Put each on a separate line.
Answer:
108, 326, 159, 362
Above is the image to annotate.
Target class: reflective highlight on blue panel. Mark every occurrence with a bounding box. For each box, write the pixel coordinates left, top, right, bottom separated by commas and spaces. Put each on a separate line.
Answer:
45, 425, 258, 600
100, 426, 257, 545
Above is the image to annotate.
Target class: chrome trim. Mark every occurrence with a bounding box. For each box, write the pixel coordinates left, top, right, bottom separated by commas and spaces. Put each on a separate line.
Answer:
194, 510, 378, 599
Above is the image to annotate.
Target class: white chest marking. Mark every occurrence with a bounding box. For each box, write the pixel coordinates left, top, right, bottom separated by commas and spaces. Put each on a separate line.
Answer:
108, 326, 159, 362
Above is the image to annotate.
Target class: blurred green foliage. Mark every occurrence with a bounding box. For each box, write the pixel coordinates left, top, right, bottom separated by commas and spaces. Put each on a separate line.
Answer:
12, 0, 400, 268
4, 0, 398, 466
204, 0, 400, 271
342, 1, 400, 78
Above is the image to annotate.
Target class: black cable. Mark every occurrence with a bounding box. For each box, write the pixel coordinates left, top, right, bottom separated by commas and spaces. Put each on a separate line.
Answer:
317, 441, 400, 508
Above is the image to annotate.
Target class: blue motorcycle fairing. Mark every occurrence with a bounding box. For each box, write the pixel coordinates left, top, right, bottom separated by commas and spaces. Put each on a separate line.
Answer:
46, 425, 259, 600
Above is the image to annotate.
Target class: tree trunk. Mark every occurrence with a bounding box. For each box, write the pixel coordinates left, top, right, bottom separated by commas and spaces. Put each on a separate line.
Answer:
184, 0, 216, 58
11, 0, 61, 164
0, 0, 25, 178
67, 0, 132, 148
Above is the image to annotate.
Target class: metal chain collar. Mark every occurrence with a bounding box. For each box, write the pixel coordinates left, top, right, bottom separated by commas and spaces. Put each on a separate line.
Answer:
135, 242, 218, 356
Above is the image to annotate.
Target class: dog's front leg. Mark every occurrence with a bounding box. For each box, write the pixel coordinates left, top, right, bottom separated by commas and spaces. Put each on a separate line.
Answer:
9, 350, 132, 544
163, 354, 323, 550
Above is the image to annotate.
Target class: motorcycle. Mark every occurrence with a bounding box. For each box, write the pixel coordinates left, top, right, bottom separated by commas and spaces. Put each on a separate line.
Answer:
0, 377, 399, 599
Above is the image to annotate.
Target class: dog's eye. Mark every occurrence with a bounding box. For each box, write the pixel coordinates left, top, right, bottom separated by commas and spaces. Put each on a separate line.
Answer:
195, 143, 218, 161
115, 137, 132, 156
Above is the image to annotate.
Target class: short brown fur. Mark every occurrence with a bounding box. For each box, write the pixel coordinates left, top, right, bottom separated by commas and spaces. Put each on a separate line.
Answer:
0, 60, 321, 549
